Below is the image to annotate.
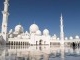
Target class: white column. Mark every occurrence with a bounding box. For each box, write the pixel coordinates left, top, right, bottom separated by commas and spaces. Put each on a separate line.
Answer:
1, 0, 9, 42
60, 13, 64, 45
60, 45, 65, 60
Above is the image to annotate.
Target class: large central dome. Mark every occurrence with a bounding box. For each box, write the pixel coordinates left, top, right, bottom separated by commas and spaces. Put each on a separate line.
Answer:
29, 24, 39, 33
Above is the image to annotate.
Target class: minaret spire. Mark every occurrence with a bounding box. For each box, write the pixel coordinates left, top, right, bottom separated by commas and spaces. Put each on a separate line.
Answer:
1, 0, 9, 42
60, 13, 64, 45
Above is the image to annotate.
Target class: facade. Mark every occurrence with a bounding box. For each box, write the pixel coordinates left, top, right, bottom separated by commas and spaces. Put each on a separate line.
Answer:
0, 0, 80, 45
8, 24, 51, 45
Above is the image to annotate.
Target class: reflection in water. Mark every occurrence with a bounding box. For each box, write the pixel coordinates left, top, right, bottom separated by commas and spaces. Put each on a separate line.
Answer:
60, 45, 64, 60
0, 45, 80, 60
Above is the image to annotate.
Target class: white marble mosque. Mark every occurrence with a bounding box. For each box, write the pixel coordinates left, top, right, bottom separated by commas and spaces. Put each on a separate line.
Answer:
0, 0, 80, 45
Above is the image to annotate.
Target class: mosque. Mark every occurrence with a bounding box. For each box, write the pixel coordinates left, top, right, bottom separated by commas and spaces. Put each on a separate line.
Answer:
0, 0, 80, 45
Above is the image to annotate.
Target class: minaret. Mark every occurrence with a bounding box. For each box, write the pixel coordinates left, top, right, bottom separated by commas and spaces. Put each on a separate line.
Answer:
60, 13, 64, 45
1, 0, 9, 42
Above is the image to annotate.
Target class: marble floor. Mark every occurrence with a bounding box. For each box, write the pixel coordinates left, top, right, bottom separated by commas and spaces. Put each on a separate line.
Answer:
0, 45, 80, 60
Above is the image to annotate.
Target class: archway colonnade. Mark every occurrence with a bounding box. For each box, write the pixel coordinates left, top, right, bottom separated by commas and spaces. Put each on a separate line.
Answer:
64, 41, 80, 47
8, 41, 30, 45
7, 40, 80, 46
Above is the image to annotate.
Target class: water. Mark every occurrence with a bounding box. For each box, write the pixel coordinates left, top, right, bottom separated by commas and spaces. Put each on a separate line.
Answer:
0, 45, 80, 60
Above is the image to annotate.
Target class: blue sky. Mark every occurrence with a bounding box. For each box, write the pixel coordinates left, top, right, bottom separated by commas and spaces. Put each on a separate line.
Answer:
0, 0, 80, 37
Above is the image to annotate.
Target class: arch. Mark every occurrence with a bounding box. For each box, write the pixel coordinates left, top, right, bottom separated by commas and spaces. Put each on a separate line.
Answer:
39, 40, 43, 45
9, 41, 10, 45
11, 41, 13, 45
13, 41, 14, 45
14, 41, 15, 45
21, 42, 22, 45
36, 41, 38, 45
19, 42, 20, 45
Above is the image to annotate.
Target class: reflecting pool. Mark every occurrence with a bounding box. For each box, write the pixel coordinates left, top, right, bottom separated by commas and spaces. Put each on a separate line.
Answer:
0, 45, 80, 60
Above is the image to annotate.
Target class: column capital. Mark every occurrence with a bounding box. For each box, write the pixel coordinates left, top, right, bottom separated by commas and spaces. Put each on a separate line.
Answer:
4, 2, 9, 6
2, 11, 9, 16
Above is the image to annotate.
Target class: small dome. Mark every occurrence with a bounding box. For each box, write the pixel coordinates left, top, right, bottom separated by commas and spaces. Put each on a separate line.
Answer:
29, 24, 39, 33
65, 37, 68, 40
25, 31, 29, 36
52, 34, 57, 40
36, 30, 41, 35
43, 29, 49, 35
69, 36, 73, 40
54, 34, 56, 37
15, 24, 24, 34
25, 31, 28, 34
75, 35, 79, 39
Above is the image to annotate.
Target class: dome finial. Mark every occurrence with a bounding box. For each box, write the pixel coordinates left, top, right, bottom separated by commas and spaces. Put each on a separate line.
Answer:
60, 13, 63, 19
34, 20, 35, 24
19, 22, 21, 25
